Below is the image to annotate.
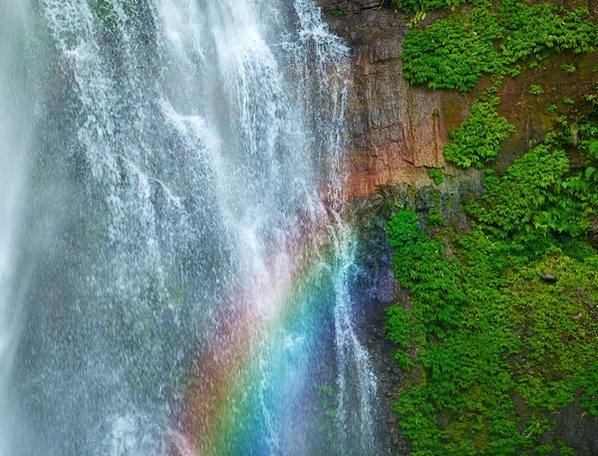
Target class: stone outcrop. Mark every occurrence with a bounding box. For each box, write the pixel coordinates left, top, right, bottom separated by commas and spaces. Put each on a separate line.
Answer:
319, 1, 476, 197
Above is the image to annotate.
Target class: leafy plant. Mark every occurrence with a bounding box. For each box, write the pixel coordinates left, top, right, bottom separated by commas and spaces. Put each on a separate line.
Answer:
444, 95, 516, 168
427, 168, 444, 185
384, 109, 598, 454
529, 84, 544, 95
563, 97, 576, 105
561, 63, 577, 73
401, 0, 598, 92
401, 4, 501, 92
393, 0, 469, 12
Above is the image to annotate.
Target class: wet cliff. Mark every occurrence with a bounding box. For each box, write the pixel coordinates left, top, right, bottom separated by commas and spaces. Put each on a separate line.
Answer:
319, 1, 598, 454
318, 0, 596, 197
318, 0, 474, 197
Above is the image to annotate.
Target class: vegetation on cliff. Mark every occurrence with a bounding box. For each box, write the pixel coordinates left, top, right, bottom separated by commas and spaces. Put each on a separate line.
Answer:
382, 1, 598, 451
401, 0, 597, 92
393, 0, 470, 13
385, 108, 597, 454
443, 91, 515, 168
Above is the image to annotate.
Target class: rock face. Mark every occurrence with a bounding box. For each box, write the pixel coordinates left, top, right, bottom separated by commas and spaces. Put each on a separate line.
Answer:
316, 2, 598, 455
318, 1, 476, 197
319, 1, 597, 198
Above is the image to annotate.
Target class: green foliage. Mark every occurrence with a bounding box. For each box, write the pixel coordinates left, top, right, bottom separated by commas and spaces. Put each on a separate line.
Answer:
497, 2, 596, 63
509, 255, 598, 415
386, 211, 598, 454
468, 144, 575, 235
386, 306, 416, 369
386, 209, 425, 248
426, 191, 446, 226
563, 96, 576, 105
427, 208, 445, 227
386, 210, 465, 335
384, 112, 598, 454
468, 116, 598, 236
393, 0, 469, 13
401, 4, 501, 92
561, 63, 577, 73
401, 0, 597, 92
529, 84, 544, 95
444, 96, 516, 168
426, 168, 444, 185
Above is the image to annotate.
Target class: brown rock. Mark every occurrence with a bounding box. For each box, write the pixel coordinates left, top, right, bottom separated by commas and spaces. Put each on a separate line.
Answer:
319, 1, 476, 197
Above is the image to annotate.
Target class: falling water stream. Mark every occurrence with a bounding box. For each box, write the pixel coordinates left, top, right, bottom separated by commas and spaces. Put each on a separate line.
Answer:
0, 0, 34, 453
0, 1, 380, 454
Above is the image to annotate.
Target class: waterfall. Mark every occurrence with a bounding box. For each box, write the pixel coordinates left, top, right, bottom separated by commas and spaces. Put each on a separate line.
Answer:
0, 1, 34, 454
1, 1, 380, 455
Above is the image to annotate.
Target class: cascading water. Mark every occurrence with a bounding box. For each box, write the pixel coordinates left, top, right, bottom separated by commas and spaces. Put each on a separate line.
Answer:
1, 1, 381, 455
0, 1, 34, 453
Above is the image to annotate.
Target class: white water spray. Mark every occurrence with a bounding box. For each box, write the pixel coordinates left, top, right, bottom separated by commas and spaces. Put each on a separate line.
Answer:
0, 0, 32, 453
2, 1, 381, 454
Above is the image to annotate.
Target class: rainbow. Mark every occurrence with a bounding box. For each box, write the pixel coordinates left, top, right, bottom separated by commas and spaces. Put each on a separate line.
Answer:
172, 227, 347, 455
